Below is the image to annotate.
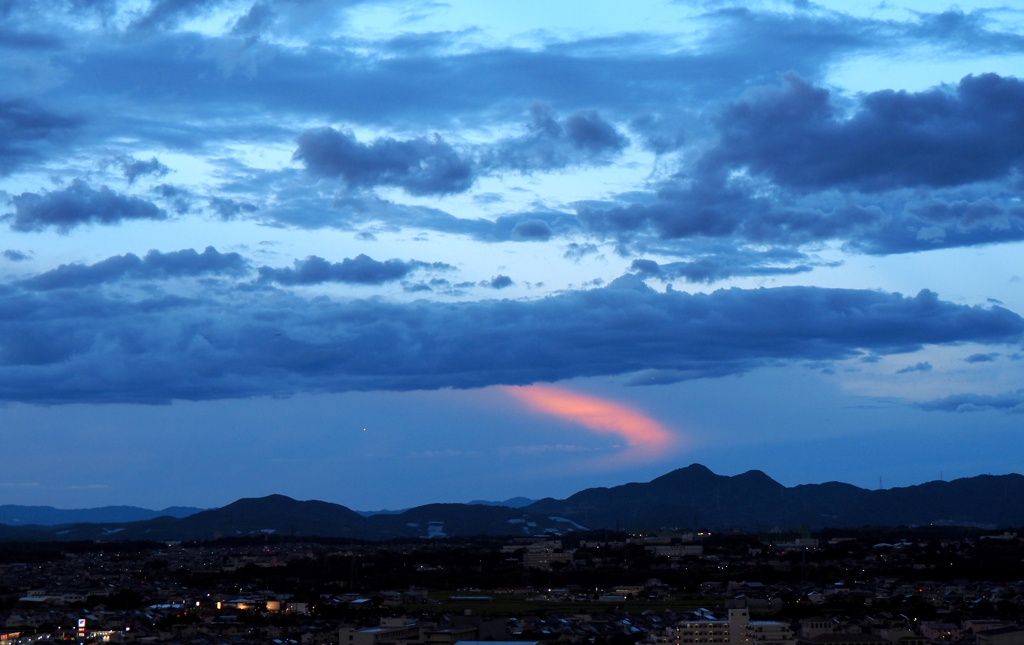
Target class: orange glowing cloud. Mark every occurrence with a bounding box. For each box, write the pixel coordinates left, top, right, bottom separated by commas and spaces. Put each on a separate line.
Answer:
500, 385, 679, 466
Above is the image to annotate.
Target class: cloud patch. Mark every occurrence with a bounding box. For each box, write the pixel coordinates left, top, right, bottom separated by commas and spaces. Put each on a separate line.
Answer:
120, 156, 169, 184
706, 73, 1024, 192
256, 254, 452, 286
896, 361, 933, 374
7, 180, 166, 233
918, 389, 1024, 413
630, 246, 817, 283
295, 106, 626, 198
965, 352, 999, 363
482, 105, 629, 173
510, 219, 552, 241
483, 275, 513, 289
295, 128, 475, 196
17, 247, 249, 290
2, 250, 30, 262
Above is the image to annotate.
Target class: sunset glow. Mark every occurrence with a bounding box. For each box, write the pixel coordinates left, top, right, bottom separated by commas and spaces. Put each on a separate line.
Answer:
501, 385, 679, 465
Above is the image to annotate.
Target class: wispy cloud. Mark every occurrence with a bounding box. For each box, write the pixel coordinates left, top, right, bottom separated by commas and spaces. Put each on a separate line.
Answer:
501, 385, 680, 467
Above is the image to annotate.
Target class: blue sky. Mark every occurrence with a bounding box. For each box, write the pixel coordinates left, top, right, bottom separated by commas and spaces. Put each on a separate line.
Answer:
2, 0, 1024, 511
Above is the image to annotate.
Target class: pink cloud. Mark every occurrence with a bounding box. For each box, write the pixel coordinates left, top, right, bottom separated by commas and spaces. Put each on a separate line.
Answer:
500, 384, 679, 466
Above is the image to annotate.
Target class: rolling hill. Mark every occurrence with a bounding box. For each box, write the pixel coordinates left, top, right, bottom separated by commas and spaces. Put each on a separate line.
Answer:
2, 464, 1023, 541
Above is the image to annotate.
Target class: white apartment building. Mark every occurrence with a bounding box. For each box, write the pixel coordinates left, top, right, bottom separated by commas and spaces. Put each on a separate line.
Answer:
676, 609, 794, 645
748, 622, 796, 645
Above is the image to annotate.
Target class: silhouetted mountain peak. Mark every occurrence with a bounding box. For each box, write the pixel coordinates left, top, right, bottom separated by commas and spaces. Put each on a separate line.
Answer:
630, 464, 711, 489
660, 463, 716, 478
226, 494, 296, 506
734, 469, 784, 488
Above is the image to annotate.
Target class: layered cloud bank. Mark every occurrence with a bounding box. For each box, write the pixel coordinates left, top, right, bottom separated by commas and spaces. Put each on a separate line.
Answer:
0, 269, 1019, 404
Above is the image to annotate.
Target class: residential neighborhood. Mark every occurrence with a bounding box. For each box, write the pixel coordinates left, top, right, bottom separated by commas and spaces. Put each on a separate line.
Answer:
4, 528, 1024, 645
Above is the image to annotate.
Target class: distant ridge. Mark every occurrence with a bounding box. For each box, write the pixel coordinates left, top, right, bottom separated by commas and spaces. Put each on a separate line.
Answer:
467, 497, 536, 508
2, 465, 1024, 542
0, 504, 205, 526
356, 497, 536, 517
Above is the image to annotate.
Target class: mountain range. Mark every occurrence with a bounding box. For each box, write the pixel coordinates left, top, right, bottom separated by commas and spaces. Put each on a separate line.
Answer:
2, 464, 1023, 542
0, 504, 204, 526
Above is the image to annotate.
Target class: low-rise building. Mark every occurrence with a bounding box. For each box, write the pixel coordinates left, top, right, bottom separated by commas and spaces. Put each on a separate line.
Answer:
977, 627, 1024, 645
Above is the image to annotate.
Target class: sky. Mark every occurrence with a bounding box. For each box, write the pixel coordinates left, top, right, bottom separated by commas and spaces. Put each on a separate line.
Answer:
2, 0, 1024, 511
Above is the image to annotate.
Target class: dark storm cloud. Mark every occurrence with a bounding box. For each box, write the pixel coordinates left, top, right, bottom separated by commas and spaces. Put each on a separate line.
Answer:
153, 184, 193, 214
629, 112, 689, 154
2, 249, 29, 261
0, 281, 1019, 404
704, 73, 1024, 192
402, 281, 431, 293
295, 128, 474, 196
853, 197, 1024, 254
965, 352, 999, 363
564, 242, 599, 261
918, 390, 1024, 413
271, 190, 582, 242
120, 156, 169, 183
17, 247, 249, 290
6, 179, 166, 232
294, 107, 626, 197
422, 210, 577, 243
896, 361, 932, 374
908, 10, 1024, 54
256, 254, 452, 286
577, 180, 758, 240
381, 30, 475, 55
209, 196, 258, 220
576, 184, 840, 248
510, 219, 552, 241
481, 105, 629, 172
0, 100, 80, 175
630, 246, 817, 283
483, 275, 513, 289
806, 198, 1024, 255
576, 73, 1024, 255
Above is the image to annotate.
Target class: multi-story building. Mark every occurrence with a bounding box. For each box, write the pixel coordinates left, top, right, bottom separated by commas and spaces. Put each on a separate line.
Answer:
340, 618, 425, 645
748, 621, 796, 645
677, 609, 794, 645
